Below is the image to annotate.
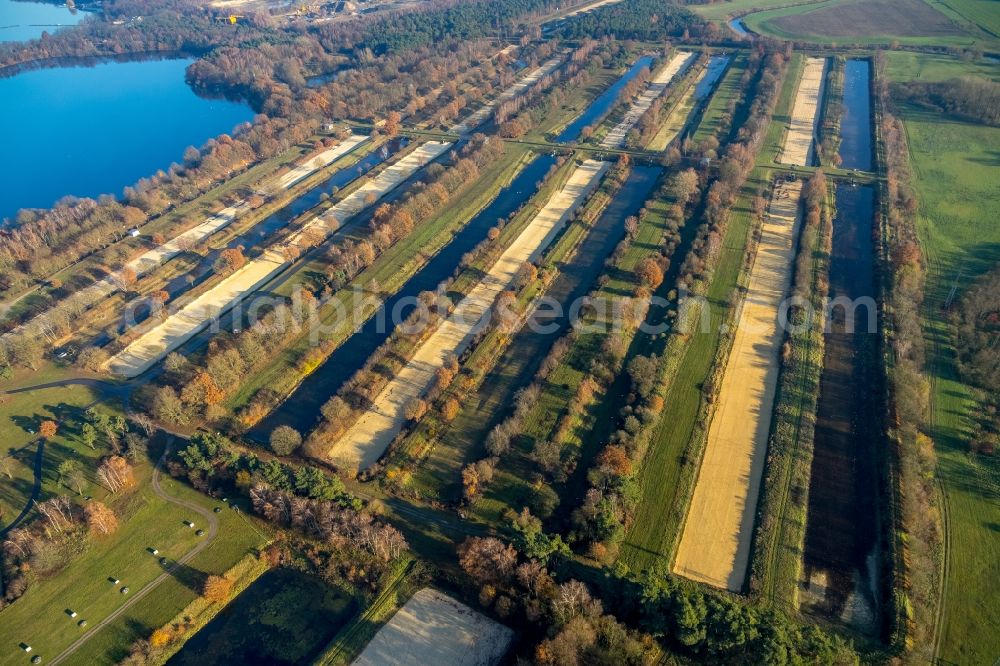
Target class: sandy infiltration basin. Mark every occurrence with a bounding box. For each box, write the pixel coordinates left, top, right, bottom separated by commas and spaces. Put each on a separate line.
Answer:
353, 588, 513, 666
2, 134, 368, 340
673, 179, 804, 590
329, 159, 610, 471
779, 56, 826, 166
106, 141, 451, 377
600, 51, 697, 149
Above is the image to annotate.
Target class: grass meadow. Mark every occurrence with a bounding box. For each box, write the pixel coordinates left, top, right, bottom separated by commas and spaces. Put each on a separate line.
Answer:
886, 52, 1000, 664
0, 436, 268, 665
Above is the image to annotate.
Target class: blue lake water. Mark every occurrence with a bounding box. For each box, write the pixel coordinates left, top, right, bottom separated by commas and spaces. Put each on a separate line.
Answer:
555, 55, 655, 143
0, 0, 84, 42
837, 59, 874, 171
0, 57, 254, 222
694, 56, 731, 101
728, 18, 750, 36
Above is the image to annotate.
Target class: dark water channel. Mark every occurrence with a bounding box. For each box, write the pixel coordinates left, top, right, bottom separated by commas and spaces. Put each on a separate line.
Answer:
837, 59, 874, 171
431, 165, 663, 500
801, 53, 882, 635
555, 55, 655, 143
802, 182, 881, 634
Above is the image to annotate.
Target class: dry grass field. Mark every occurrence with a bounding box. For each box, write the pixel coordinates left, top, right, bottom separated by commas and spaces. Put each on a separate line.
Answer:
352, 588, 513, 666
779, 57, 826, 167
673, 179, 803, 591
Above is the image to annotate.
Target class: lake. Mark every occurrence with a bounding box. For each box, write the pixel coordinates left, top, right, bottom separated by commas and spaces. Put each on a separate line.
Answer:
0, 57, 254, 222
0, 0, 84, 42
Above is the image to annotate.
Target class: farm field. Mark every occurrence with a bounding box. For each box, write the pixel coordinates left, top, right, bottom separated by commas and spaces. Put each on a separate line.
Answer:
741, 0, 991, 48
930, 0, 1000, 36
689, 0, 825, 23
673, 179, 803, 591
885, 51, 1000, 666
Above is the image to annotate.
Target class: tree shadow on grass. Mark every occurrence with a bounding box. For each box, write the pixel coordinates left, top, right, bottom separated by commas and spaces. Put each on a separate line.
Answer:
159, 558, 209, 595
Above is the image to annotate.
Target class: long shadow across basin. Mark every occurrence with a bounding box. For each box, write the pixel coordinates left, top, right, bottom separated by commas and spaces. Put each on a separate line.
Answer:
428, 165, 663, 500
250, 153, 559, 440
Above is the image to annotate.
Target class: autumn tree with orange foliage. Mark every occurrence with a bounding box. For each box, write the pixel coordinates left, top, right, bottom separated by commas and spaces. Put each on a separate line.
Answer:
215, 247, 247, 275
636, 257, 664, 290
84, 501, 119, 536
202, 575, 233, 603
39, 420, 58, 438
97, 456, 135, 493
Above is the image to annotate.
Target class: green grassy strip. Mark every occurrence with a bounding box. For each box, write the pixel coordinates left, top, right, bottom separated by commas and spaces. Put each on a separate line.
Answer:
750, 184, 832, 606
619, 168, 766, 572
759, 52, 807, 167
691, 53, 749, 146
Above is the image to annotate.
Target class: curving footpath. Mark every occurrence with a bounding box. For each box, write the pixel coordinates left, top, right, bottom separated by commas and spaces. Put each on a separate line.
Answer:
47, 443, 220, 666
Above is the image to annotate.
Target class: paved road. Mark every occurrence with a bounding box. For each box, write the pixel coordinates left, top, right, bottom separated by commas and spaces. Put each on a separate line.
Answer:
48, 444, 220, 666
0, 438, 44, 537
